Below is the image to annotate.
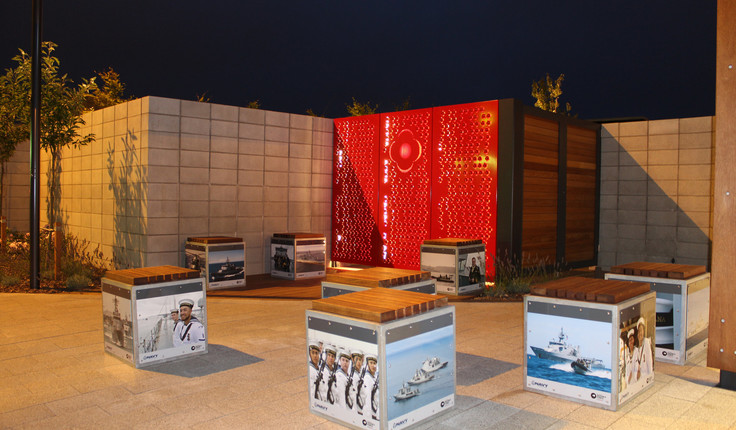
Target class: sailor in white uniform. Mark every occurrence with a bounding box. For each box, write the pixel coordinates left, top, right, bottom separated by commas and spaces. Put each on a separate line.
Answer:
347, 349, 363, 411
634, 317, 653, 381
173, 298, 205, 347
335, 348, 351, 408
361, 353, 379, 420
308, 340, 323, 400
319, 344, 338, 403
170, 308, 180, 332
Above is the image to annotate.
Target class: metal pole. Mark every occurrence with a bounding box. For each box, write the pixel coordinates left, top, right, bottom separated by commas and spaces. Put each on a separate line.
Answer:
30, 0, 42, 289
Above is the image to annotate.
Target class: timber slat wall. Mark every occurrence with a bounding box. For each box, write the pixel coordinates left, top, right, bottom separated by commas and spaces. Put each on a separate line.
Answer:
522, 115, 559, 264
566, 126, 598, 262
708, 0, 736, 373
497, 99, 600, 271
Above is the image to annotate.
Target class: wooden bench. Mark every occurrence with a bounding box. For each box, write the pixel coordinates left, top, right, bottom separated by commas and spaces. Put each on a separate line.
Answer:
312, 288, 448, 323
104, 265, 200, 286
610, 262, 706, 280
530, 276, 650, 304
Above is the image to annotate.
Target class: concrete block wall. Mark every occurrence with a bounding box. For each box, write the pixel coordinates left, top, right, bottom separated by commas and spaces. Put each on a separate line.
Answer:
598, 116, 714, 269
24, 96, 333, 273
1, 142, 30, 232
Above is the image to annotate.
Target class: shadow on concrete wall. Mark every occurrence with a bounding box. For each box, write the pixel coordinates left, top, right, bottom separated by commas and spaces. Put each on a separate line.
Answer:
45, 148, 69, 228
107, 129, 146, 269
598, 141, 712, 270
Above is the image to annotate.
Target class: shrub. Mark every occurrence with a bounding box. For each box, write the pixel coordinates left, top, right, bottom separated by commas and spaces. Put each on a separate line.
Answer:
1, 274, 21, 287
66, 273, 91, 290
485, 252, 566, 298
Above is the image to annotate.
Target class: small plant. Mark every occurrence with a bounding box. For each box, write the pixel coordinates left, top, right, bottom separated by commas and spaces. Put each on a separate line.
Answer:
0, 226, 109, 290
0, 274, 21, 287
485, 251, 567, 298
66, 273, 91, 290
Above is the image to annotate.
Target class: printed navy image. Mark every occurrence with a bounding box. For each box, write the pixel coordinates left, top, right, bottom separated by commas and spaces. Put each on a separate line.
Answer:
386, 324, 454, 422
527, 312, 613, 393
207, 249, 245, 283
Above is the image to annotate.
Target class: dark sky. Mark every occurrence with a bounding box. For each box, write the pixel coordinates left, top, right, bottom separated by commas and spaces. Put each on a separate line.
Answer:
1, 1, 717, 120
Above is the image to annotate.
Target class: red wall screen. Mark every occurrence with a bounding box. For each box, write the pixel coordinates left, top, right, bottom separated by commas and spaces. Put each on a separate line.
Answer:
332, 100, 499, 278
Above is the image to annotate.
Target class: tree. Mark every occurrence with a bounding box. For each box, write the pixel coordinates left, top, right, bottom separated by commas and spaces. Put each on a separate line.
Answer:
245, 100, 261, 109
13, 41, 96, 224
346, 97, 377, 116
85, 67, 130, 110
394, 96, 412, 112
531, 73, 572, 115
0, 67, 27, 219
195, 91, 210, 103
305, 108, 325, 117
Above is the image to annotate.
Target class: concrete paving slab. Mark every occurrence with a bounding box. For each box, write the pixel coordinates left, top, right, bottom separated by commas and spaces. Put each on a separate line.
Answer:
1, 293, 736, 430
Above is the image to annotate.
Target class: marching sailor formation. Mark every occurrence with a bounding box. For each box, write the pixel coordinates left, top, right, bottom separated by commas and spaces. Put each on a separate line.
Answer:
308, 340, 379, 421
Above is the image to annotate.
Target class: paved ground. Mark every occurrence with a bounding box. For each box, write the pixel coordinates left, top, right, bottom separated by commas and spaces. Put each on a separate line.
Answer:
2, 293, 735, 429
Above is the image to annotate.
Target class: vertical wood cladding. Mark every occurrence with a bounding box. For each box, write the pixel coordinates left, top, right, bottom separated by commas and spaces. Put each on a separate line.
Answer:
565, 126, 598, 262
708, 0, 736, 373
522, 115, 559, 264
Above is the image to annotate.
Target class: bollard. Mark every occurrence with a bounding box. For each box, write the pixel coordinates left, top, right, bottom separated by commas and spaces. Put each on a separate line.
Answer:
0, 216, 5, 253
54, 222, 62, 281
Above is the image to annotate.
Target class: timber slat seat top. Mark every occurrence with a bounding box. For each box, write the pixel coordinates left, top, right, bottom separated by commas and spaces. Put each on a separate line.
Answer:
312, 288, 448, 323
325, 267, 431, 288
273, 233, 325, 239
104, 265, 200, 286
610, 262, 706, 279
530, 277, 650, 304
422, 238, 484, 247
186, 236, 243, 244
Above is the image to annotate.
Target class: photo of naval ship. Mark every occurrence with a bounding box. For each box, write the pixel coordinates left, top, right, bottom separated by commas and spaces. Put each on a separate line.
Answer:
295, 246, 325, 273
210, 257, 244, 282
530, 327, 605, 370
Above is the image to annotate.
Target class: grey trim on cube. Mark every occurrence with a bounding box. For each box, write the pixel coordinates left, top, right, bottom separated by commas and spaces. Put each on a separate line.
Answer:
135, 282, 205, 300
526, 300, 613, 323
385, 312, 454, 344
307, 315, 378, 344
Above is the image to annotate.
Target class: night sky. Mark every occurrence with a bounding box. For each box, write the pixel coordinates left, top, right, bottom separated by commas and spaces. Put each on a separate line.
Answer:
0, 1, 717, 120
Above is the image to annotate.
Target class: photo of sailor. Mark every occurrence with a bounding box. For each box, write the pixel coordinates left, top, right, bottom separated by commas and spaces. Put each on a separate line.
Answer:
361, 353, 379, 420
173, 298, 206, 347
633, 317, 653, 382
320, 343, 338, 404
308, 339, 323, 401
346, 349, 363, 410
458, 251, 485, 287
624, 328, 636, 385
618, 303, 655, 402
170, 308, 180, 331
306, 327, 380, 426
334, 348, 351, 408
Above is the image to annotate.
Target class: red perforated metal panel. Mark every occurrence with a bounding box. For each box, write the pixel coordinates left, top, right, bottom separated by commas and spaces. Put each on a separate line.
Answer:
378, 109, 433, 268
431, 101, 499, 278
331, 101, 499, 278
331, 115, 381, 266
